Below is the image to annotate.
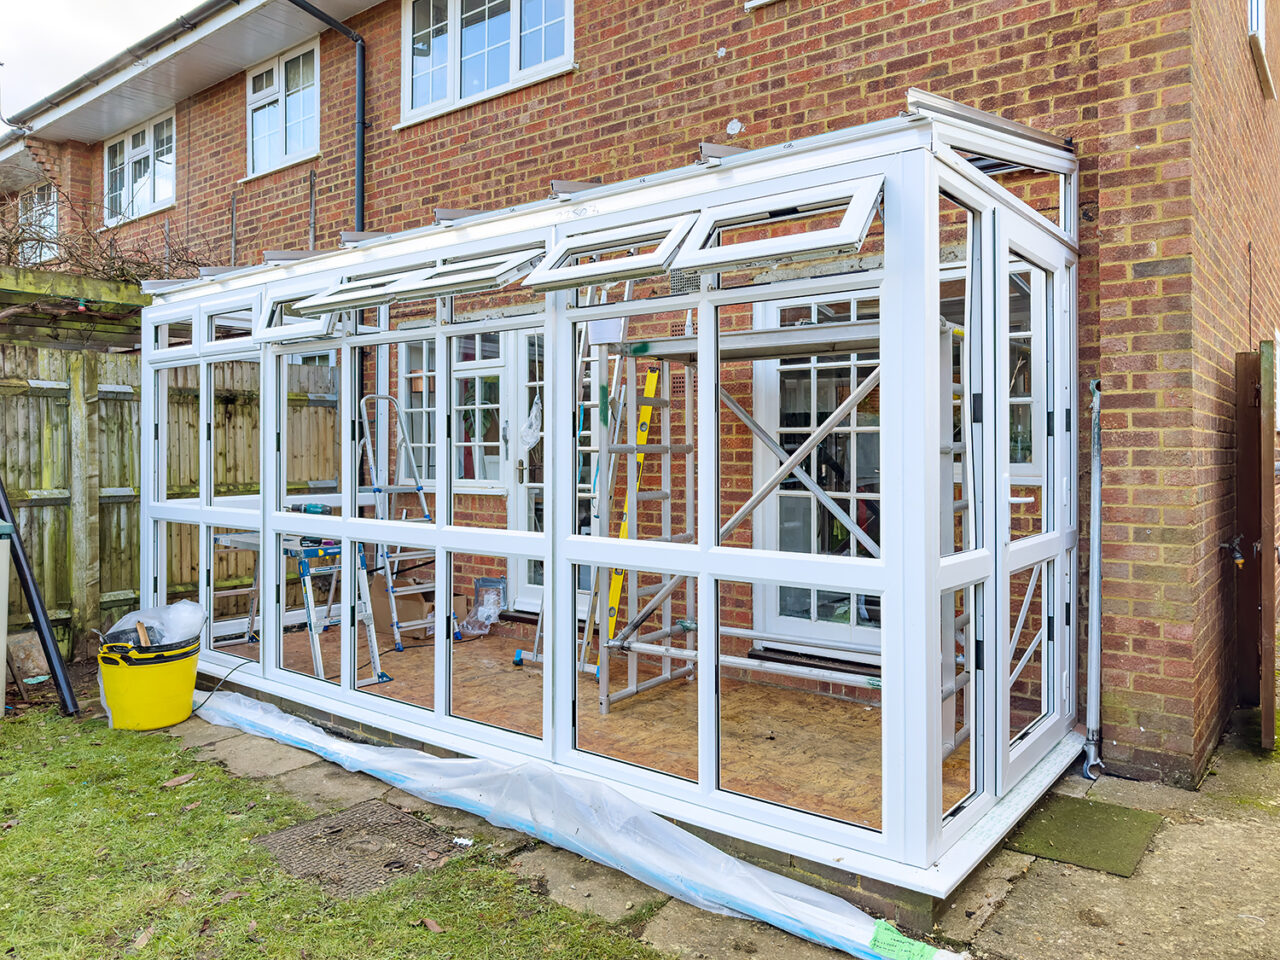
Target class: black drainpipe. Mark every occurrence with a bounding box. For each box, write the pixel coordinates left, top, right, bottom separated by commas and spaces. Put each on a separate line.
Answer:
283, 0, 366, 232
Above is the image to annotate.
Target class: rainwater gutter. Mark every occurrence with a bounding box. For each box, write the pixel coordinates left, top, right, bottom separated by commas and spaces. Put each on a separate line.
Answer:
1083, 379, 1105, 779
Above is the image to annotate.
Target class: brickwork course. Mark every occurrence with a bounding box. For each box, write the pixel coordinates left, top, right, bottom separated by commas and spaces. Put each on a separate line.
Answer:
7, 0, 1279, 786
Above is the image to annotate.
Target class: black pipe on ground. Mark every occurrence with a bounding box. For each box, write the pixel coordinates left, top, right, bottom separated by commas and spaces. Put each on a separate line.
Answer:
0, 474, 78, 716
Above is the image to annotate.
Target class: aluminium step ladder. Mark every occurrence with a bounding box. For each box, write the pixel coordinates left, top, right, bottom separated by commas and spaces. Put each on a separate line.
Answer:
358, 394, 442, 652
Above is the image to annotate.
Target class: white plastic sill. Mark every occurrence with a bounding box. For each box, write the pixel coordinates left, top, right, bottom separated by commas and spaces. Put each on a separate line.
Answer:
394, 61, 577, 132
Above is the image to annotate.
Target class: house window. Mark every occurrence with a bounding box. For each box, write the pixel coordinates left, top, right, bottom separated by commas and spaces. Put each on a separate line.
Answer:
17, 182, 57, 264
104, 114, 175, 224
401, 340, 438, 482
452, 332, 504, 483
246, 43, 319, 176
403, 0, 571, 121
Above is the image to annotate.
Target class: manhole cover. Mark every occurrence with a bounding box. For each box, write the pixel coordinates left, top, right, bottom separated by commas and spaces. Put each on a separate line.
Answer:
255, 799, 458, 897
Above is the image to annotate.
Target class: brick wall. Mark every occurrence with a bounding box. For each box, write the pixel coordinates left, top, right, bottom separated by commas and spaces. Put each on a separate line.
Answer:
16, 0, 1273, 784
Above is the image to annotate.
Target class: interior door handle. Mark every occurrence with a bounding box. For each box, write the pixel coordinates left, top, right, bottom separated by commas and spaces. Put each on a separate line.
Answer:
517, 459, 526, 484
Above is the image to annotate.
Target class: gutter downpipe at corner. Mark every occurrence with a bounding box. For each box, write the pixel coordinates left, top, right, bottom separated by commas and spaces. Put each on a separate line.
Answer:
283, 0, 366, 232
1083, 379, 1105, 779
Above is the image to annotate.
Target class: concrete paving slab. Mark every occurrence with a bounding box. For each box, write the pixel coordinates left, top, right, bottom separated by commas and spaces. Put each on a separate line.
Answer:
1049, 770, 1093, 798
976, 815, 1280, 960
640, 899, 846, 959
271, 763, 390, 812
163, 716, 243, 749
509, 845, 664, 922
1198, 717, 1280, 817
1086, 774, 1204, 822
195, 733, 319, 778
383, 787, 529, 856
934, 848, 1034, 943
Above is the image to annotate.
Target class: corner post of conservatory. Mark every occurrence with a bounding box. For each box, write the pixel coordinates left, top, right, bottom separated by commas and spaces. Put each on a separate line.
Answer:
139, 304, 157, 610
888, 146, 945, 868
431, 300, 453, 718
545, 279, 573, 763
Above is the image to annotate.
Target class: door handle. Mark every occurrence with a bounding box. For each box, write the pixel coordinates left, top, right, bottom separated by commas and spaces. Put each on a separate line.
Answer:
517, 458, 526, 484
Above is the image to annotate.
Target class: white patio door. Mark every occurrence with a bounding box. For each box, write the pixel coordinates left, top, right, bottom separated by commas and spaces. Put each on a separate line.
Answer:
513, 329, 546, 608
996, 213, 1076, 788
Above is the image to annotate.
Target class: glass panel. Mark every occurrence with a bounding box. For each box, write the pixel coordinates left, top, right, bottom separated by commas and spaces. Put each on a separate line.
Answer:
574, 564, 697, 780
360, 537, 435, 710
283, 349, 341, 509
571, 312, 697, 546
941, 583, 981, 817
940, 191, 978, 557
353, 342, 436, 527
520, 333, 546, 586
277, 532, 343, 685
211, 359, 261, 503
154, 317, 193, 350
1008, 561, 1050, 743
251, 102, 281, 174
461, 0, 511, 98
718, 577, 883, 831
162, 521, 200, 608
520, 0, 565, 67
412, 0, 450, 107
251, 67, 274, 95
449, 551, 539, 736
129, 155, 151, 214
208, 304, 256, 342
106, 141, 126, 219
158, 365, 200, 501
153, 118, 175, 205
210, 526, 261, 662
284, 51, 317, 156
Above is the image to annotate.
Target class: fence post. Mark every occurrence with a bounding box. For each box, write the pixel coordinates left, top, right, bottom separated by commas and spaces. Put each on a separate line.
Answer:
68, 350, 101, 659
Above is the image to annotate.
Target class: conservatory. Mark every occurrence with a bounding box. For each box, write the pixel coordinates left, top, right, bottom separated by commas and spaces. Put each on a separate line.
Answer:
139, 90, 1082, 898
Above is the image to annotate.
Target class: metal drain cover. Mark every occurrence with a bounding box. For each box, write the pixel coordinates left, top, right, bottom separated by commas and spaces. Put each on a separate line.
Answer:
255, 799, 458, 897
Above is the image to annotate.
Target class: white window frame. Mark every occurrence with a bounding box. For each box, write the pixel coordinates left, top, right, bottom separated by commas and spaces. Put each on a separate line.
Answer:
103, 112, 176, 226
398, 0, 575, 128
245, 40, 321, 178
1006, 264, 1046, 481
16, 181, 58, 265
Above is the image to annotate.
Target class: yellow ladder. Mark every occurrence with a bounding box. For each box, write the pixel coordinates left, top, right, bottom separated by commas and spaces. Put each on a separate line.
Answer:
605, 367, 661, 639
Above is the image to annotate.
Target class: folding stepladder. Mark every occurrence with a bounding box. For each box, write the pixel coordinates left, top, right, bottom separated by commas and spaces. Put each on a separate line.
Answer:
210, 531, 387, 686
358, 393, 438, 651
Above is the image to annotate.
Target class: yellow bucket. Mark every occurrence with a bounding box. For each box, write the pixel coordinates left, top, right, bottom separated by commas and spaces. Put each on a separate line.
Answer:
97, 640, 200, 730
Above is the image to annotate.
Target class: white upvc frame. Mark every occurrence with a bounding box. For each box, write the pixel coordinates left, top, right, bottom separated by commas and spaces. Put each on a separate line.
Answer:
671, 175, 884, 273
140, 111, 1081, 898
245, 39, 321, 178
523, 215, 697, 290
103, 111, 176, 226
398, 0, 575, 128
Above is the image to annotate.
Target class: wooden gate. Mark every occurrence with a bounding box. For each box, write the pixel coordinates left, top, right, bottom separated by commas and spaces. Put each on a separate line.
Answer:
1235, 342, 1277, 749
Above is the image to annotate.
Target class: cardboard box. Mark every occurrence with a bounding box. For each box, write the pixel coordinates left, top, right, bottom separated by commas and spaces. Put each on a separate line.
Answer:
368, 575, 469, 641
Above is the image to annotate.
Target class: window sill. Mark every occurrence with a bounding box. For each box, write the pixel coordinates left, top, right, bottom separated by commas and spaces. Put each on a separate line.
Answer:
239, 151, 321, 185
744, 0, 784, 9
394, 59, 577, 132
99, 201, 177, 232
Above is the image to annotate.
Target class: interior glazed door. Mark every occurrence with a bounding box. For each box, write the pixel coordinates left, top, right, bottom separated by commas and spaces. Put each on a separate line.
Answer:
996, 213, 1076, 788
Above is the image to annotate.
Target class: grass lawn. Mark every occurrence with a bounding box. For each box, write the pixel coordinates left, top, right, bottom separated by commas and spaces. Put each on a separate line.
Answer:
0, 710, 667, 960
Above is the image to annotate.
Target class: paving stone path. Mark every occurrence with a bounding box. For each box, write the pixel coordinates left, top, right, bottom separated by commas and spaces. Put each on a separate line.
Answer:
163, 711, 1280, 960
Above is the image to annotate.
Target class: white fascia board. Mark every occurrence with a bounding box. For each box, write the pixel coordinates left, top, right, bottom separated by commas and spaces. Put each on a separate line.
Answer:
145, 116, 937, 309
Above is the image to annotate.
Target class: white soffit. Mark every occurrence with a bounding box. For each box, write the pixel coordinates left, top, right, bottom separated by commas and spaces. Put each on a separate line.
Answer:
16, 0, 379, 146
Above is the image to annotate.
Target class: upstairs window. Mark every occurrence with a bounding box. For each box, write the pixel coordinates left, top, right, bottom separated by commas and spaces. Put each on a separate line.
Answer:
247, 42, 319, 176
402, 0, 571, 122
104, 114, 175, 224
17, 182, 58, 265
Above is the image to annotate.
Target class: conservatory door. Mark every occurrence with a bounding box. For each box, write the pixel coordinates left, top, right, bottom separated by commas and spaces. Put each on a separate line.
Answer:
513, 329, 546, 608
997, 213, 1076, 788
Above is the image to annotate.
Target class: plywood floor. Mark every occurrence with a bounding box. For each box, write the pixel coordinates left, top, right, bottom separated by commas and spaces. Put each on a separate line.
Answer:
218, 621, 972, 829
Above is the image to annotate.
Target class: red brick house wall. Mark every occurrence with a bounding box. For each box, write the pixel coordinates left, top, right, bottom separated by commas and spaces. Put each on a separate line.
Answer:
11, 0, 1276, 786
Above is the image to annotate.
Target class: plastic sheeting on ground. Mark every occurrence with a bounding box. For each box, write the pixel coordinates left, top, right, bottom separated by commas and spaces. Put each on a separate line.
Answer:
195, 691, 967, 960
